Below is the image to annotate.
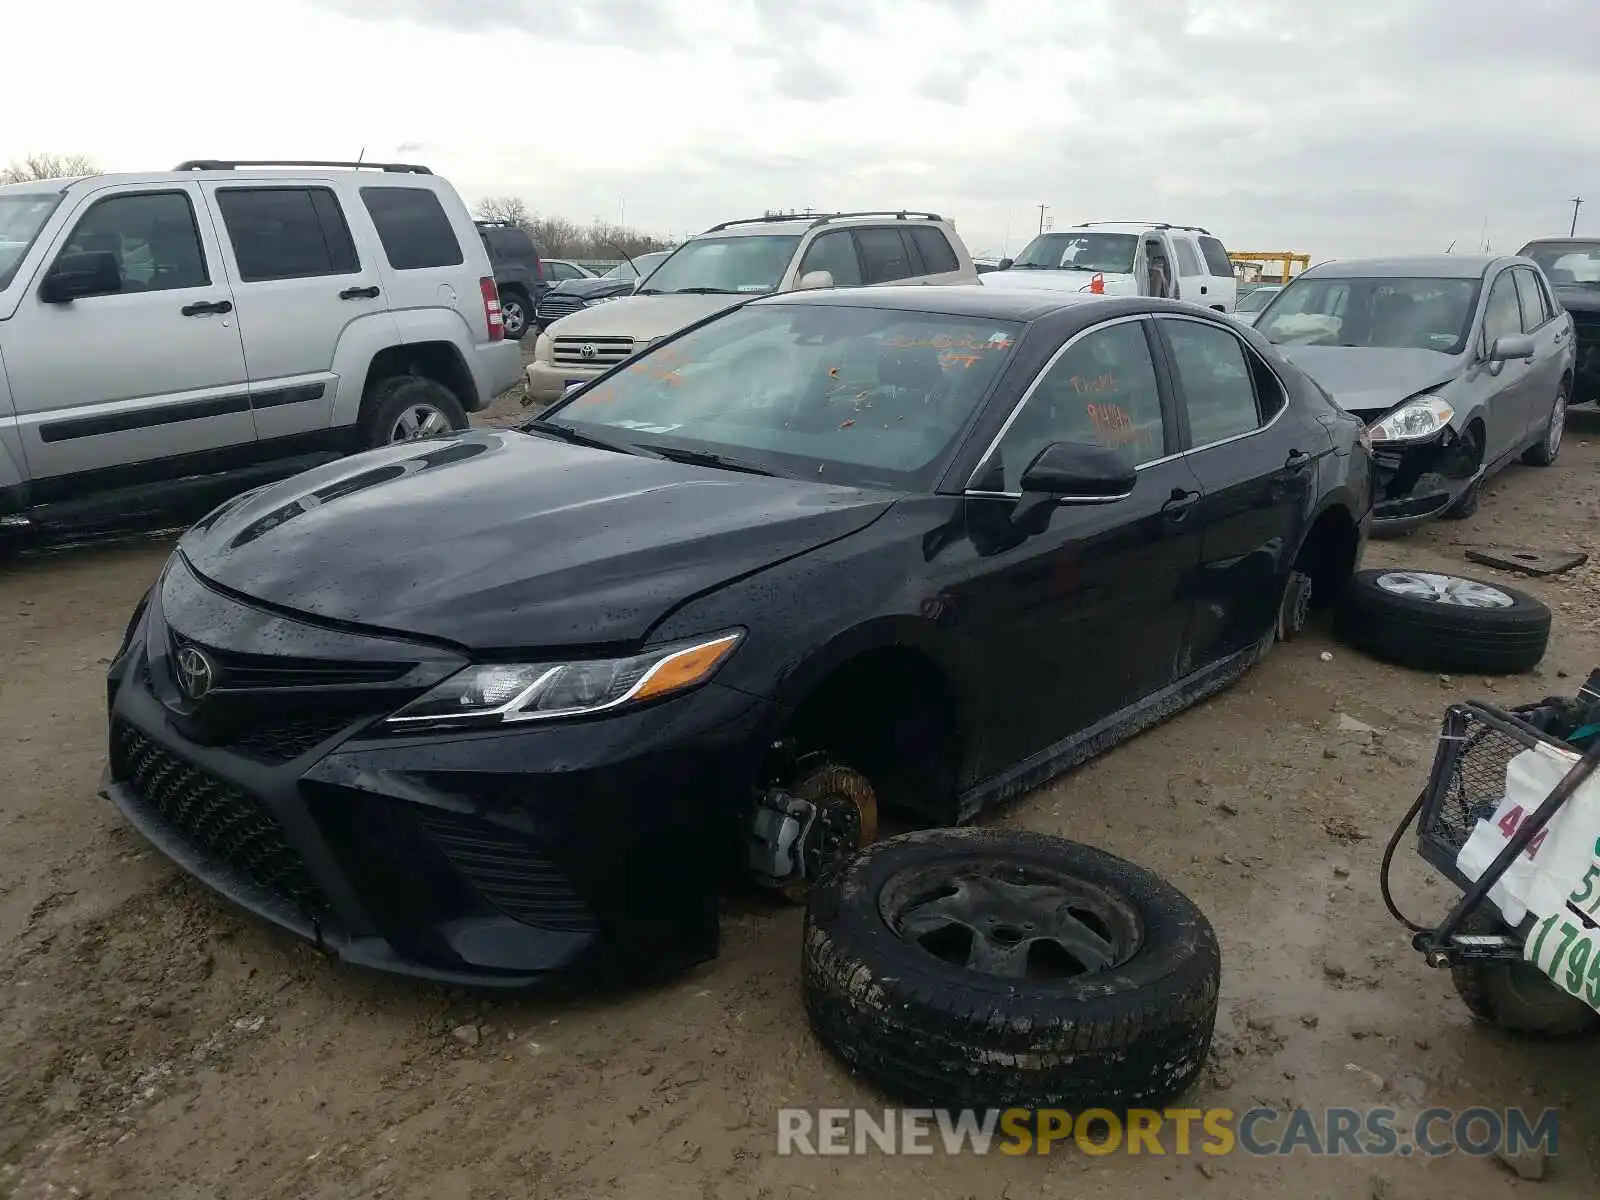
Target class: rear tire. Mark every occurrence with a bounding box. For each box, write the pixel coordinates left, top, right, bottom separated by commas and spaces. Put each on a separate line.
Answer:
1335, 568, 1550, 674
500, 289, 532, 341
360, 376, 468, 450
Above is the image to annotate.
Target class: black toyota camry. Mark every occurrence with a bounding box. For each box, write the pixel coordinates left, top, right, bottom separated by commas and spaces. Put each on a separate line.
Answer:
104, 287, 1373, 986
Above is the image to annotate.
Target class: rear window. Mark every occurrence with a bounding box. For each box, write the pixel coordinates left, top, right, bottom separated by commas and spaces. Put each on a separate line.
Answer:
909, 226, 960, 274
1198, 235, 1233, 277
216, 187, 359, 282
361, 187, 464, 270
485, 226, 536, 260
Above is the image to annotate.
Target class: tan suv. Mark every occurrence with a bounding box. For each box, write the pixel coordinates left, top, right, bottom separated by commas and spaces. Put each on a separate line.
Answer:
525, 210, 977, 405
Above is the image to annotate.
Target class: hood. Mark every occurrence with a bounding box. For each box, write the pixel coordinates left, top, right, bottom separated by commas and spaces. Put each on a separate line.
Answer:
550, 276, 631, 300
544, 292, 748, 339
1274, 345, 1462, 418
978, 269, 1140, 296
180, 429, 892, 650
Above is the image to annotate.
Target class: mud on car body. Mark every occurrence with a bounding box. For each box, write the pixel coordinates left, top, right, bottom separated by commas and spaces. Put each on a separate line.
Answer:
103, 288, 1372, 987
1255, 254, 1574, 532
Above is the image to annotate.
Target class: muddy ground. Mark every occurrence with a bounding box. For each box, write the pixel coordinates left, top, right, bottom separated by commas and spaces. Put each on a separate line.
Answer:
3, 383, 1599, 1198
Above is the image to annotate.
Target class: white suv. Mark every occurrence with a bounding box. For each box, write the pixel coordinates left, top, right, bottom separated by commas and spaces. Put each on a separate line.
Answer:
981, 221, 1239, 312
525, 211, 977, 404
0, 158, 523, 546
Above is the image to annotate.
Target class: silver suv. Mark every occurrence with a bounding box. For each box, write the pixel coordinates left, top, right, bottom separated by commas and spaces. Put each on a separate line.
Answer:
0, 158, 523, 547
525, 211, 977, 404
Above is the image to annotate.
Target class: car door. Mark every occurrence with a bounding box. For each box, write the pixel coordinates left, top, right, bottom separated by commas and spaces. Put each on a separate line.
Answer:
1477, 268, 1537, 462
1170, 235, 1213, 307
1154, 313, 1327, 665
3, 183, 253, 486
203, 181, 392, 443
1512, 266, 1566, 441
950, 315, 1206, 776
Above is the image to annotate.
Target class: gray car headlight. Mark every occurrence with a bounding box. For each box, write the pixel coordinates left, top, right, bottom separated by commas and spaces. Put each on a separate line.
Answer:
1369, 396, 1454, 443
383, 630, 744, 729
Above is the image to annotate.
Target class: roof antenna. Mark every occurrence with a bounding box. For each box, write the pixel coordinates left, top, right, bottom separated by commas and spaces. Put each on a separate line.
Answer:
1444, 239, 1456, 254
355, 147, 366, 167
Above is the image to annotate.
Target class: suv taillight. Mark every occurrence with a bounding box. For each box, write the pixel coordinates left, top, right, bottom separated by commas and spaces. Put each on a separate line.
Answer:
480, 277, 504, 341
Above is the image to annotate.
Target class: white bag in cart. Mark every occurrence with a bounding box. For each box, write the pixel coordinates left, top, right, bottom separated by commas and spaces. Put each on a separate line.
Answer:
1454, 739, 1600, 926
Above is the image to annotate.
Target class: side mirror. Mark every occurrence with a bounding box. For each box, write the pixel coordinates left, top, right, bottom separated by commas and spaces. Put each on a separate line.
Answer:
1011, 442, 1138, 532
39, 251, 122, 304
796, 269, 835, 291
1488, 333, 1536, 362
997, 257, 1015, 271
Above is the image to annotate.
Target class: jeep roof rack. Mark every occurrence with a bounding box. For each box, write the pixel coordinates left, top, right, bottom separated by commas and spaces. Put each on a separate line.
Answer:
474, 219, 517, 228
173, 159, 433, 175
1079, 220, 1213, 236
811, 210, 943, 227
703, 213, 828, 232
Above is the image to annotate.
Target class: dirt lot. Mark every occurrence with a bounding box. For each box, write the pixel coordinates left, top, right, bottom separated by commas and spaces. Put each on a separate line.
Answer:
3, 387, 1599, 1198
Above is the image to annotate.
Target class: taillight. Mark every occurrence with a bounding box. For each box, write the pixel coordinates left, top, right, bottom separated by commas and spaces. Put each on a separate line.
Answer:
480, 277, 504, 341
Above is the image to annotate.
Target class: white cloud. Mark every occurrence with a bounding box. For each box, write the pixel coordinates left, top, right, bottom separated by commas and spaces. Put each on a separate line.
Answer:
4, 0, 1597, 259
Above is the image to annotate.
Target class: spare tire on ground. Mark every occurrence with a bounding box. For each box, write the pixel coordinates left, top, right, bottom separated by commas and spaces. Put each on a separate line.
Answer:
1336, 568, 1551, 675
801, 827, 1220, 1111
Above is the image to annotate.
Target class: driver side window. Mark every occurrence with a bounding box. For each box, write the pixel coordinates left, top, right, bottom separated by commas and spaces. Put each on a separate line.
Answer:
1482, 272, 1522, 347
983, 320, 1166, 491
57, 191, 209, 294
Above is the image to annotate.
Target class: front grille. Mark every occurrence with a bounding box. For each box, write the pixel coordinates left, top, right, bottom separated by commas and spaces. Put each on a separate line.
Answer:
113, 722, 327, 915
228, 712, 364, 764
552, 335, 634, 369
168, 631, 413, 689
536, 293, 587, 322
416, 808, 597, 932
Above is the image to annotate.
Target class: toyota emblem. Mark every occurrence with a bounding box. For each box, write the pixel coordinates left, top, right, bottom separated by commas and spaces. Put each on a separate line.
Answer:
174, 645, 216, 700
579, 343, 598, 360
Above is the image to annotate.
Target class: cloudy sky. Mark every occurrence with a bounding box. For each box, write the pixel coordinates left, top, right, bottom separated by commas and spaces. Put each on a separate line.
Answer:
6, 0, 1595, 259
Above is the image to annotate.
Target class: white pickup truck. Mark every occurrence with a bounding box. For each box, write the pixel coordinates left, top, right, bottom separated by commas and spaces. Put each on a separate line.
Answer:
979, 221, 1238, 313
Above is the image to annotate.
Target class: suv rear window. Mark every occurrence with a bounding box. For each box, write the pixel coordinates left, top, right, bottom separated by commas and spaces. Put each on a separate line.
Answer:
483, 226, 537, 261
1198, 235, 1233, 277
361, 187, 464, 270
216, 187, 359, 282
909, 226, 959, 274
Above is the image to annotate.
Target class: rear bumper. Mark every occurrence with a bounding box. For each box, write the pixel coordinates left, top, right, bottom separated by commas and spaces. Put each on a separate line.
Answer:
469, 339, 526, 410
103, 609, 776, 988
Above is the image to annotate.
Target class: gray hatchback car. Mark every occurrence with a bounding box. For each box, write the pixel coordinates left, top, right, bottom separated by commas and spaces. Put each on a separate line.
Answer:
1252, 254, 1574, 530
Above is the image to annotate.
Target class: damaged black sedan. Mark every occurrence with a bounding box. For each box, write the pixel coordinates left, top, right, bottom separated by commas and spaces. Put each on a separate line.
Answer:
104, 288, 1372, 987
1255, 254, 1574, 530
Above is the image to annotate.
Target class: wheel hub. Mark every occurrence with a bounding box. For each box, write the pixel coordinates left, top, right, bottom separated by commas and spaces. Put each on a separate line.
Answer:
1374, 571, 1513, 608
389, 404, 452, 443
881, 863, 1143, 980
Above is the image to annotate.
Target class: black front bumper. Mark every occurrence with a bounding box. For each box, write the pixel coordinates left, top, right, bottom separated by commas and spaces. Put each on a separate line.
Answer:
1367, 425, 1480, 533
102, 572, 775, 988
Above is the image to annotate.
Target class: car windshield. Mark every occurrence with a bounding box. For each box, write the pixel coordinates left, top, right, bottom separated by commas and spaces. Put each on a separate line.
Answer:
1235, 287, 1280, 313
542, 303, 1023, 489
0, 191, 64, 289
1523, 242, 1600, 288
601, 250, 670, 282
636, 235, 802, 296
1010, 232, 1138, 273
1255, 276, 1481, 353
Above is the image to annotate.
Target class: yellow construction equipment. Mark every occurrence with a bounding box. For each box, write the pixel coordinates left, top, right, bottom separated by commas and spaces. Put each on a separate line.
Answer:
1230, 252, 1311, 284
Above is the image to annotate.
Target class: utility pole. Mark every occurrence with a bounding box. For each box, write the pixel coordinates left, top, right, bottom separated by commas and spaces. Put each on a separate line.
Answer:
1570, 197, 1584, 237
1037, 203, 1048, 235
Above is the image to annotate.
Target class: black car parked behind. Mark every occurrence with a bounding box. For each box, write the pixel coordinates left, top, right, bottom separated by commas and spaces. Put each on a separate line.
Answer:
103, 288, 1373, 986
477, 220, 544, 340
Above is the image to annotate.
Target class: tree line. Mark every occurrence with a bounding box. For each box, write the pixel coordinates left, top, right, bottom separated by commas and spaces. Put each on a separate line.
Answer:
2, 152, 99, 183
474, 197, 674, 260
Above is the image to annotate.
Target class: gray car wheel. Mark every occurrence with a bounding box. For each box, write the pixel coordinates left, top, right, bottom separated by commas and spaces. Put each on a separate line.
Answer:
500, 290, 531, 341
1522, 378, 1567, 467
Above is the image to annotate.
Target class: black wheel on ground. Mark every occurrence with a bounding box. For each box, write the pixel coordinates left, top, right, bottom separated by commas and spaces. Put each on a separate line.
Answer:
360, 375, 468, 450
1450, 910, 1597, 1035
801, 827, 1220, 1110
1522, 377, 1568, 467
500, 289, 531, 340
1335, 568, 1550, 674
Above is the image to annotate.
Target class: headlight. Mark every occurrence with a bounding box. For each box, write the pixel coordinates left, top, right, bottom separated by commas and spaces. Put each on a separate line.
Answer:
590, 293, 624, 305
1369, 396, 1454, 443
382, 630, 743, 729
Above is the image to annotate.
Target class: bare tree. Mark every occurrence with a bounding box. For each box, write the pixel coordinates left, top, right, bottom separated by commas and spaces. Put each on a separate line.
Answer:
1, 152, 100, 183
473, 195, 674, 259
474, 196, 532, 229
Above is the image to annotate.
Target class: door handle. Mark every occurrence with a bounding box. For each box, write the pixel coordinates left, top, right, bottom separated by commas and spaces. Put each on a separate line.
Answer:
180, 299, 232, 316
1161, 487, 1201, 522
340, 285, 381, 300
1284, 449, 1313, 472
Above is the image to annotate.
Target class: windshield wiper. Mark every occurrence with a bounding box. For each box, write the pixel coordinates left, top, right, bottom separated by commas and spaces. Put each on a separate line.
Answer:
525, 420, 661, 457
646, 444, 779, 477
668, 286, 742, 295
